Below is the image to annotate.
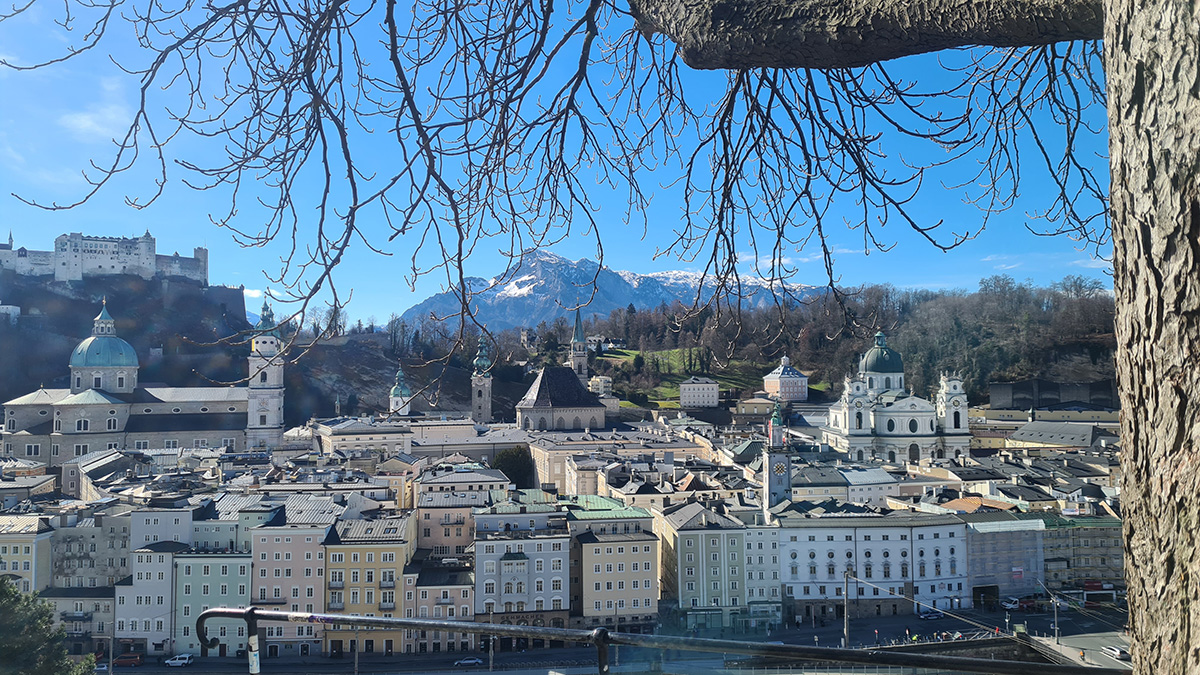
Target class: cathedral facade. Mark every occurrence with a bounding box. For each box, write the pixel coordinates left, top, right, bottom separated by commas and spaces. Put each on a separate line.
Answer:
823, 332, 971, 463
1, 301, 284, 465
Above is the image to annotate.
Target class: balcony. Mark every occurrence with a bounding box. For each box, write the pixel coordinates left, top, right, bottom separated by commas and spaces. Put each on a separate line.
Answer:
328, 601, 345, 610
253, 597, 287, 606
380, 579, 395, 589
379, 601, 396, 611
65, 630, 92, 640
61, 611, 92, 622
329, 579, 345, 589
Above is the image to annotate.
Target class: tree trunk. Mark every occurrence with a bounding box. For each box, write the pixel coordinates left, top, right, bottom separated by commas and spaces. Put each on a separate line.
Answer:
629, 0, 1103, 68
1106, 0, 1200, 670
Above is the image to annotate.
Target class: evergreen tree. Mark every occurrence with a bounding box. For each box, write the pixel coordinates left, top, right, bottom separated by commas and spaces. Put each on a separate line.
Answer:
0, 582, 92, 675
491, 447, 538, 489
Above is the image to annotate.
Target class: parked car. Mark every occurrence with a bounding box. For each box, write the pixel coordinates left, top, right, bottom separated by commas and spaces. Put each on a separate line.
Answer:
918, 610, 945, 620
1000, 597, 1021, 610
1102, 645, 1131, 661
454, 657, 485, 666
165, 654, 195, 667
112, 653, 144, 667
93, 665, 109, 673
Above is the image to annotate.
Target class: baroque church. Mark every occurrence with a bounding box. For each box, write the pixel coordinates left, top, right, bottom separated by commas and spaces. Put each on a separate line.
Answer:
823, 332, 971, 463
1, 301, 285, 465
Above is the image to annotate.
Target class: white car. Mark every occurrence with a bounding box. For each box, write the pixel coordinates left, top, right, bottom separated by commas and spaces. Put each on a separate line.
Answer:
1102, 645, 1131, 661
164, 654, 195, 667
454, 657, 485, 667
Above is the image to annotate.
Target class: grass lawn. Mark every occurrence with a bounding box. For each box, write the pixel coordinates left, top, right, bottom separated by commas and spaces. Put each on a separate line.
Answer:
597, 347, 771, 401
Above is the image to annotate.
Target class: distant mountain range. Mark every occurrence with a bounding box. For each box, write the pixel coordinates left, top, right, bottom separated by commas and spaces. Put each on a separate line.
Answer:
400, 251, 817, 331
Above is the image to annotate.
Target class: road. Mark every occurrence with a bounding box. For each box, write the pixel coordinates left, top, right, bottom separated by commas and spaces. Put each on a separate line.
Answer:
102, 604, 1130, 674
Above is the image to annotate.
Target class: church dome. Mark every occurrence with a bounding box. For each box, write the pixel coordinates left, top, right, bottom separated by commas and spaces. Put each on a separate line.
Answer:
390, 366, 412, 398
860, 331, 903, 373
472, 341, 492, 377
69, 303, 139, 369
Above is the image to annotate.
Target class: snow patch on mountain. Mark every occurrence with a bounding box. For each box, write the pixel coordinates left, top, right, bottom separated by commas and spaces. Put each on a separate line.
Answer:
400, 255, 817, 331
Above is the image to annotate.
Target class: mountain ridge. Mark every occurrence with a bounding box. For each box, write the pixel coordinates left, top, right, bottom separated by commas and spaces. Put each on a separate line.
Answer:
401, 252, 817, 330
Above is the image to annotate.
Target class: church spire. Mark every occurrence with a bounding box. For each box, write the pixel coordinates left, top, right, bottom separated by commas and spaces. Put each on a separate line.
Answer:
572, 308, 585, 344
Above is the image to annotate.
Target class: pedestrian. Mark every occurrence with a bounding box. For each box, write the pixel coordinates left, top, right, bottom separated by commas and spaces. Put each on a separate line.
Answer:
1080, 650, 1086, 662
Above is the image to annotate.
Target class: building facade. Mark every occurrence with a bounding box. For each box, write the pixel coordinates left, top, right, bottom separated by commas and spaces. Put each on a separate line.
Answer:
0, 231, 207, 283
824, 334, 971, 463
763, 357, 808, 403
679, 377, 720, 408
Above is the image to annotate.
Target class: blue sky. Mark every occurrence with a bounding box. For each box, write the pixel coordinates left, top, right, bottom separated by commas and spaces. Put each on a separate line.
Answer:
0, 7, 1112, 322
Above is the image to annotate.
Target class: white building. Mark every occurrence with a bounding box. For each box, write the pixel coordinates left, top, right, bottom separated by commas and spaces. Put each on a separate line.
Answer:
763, 357, 808, 403
0, 231, 207, 283
473, 495, 570, 639
839, 466, 900, 507
679, 376, 720, 408
776, 509, 969, 621
823, 333, 971, 463
130, 507, 195, 549
116, 541, 189, 656
743, 522, 782, 630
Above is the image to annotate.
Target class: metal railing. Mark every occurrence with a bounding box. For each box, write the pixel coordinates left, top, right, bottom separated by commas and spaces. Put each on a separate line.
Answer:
197, 607, 1128, 675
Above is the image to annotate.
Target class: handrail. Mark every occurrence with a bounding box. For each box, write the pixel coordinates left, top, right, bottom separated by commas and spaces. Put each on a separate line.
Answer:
196, 607, 1127, 675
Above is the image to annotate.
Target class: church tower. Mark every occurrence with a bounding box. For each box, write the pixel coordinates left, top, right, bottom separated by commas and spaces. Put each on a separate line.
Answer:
245, 300, 285, 449
570, 309, 588, 383
762, 402, 793, 520
388, 364, 413, 415
471, 340, 493, 424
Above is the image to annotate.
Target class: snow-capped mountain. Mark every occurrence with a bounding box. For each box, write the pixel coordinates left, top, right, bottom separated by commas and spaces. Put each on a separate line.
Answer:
400, 251, 817, 331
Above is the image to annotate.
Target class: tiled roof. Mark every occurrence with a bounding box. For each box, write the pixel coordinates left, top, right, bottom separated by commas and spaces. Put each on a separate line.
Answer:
517, 367, 604, 408
0, 515, 52, 534
124, 413, 246, 433
331, 517, 411, 543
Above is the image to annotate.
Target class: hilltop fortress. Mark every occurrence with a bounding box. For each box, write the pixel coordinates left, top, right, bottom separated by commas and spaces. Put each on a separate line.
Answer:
0, 231, 207, 284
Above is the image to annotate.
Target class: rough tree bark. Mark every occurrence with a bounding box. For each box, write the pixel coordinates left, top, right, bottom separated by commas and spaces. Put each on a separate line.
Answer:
630, 0, 1104, 68
1106, 0, 1200, 672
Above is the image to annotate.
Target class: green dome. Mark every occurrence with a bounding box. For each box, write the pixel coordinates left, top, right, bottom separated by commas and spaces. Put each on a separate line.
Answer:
70, 302, 139, 369
390, 366, 412, 398
860, 331, 903, 374
472, 341, 492, 377
70, 336, 139, 368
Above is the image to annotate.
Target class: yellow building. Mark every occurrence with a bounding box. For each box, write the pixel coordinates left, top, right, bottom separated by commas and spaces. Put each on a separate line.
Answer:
0, 515, 54, 593
323, 516, 416, 657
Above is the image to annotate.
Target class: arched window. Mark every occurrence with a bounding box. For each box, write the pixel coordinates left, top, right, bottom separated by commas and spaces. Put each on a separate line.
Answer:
856, 450, 864, 462
953, 410, 961, 429
107, 417, 118, 431
76, 419, 89, 432
901, 563, 909, 577
477, 390, 483, 398
908, 443, 920, 462
855, 412, 863, 429
259, 371, 267, 383
884, 377, 891, 389
572, 416, 581, 429
868, 378, 874, 388
888, 451, 896, 462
